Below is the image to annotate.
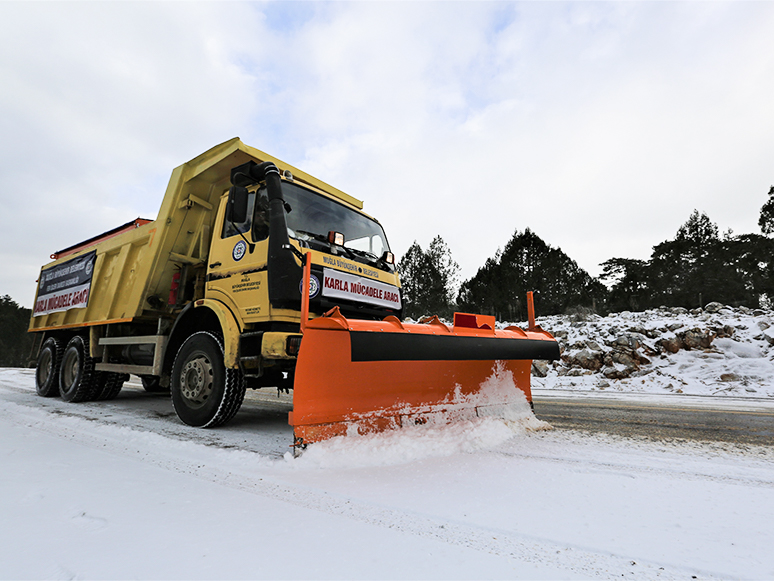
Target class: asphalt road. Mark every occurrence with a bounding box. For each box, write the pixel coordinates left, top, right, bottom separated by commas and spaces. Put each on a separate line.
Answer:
532, 390, 774, 445
7, 367, 771, 447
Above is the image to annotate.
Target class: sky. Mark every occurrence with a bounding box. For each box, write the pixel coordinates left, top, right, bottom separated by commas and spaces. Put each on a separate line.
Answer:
2, 1, 774, 308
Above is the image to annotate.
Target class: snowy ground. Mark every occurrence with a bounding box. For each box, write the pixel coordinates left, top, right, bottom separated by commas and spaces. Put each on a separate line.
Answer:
1, 368, 773, 580
507, 303, 774, 399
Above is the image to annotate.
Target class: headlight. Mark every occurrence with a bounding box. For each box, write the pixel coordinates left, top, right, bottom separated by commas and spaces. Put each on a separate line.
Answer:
327, 231, 345, 246
286, 335, 302, 357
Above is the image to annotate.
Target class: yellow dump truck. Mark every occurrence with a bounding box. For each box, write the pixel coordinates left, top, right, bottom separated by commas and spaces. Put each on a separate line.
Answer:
29, 138, 559, 445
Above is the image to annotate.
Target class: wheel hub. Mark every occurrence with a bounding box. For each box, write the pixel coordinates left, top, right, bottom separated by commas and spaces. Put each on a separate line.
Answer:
180, 356, 213, 404
37, 350, 52, 385
62, 350, 79, 390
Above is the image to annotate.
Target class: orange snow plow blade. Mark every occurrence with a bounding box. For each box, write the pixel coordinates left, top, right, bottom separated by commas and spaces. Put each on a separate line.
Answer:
289, 308, 560, 446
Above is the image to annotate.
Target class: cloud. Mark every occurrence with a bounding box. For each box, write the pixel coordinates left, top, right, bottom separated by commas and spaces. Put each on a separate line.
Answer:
2, 1, 774, 308
285, 2, 774, 279
0, 2, 263, 304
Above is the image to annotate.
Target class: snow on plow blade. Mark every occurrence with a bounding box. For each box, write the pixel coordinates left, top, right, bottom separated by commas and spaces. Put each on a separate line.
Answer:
289, 308, 560, 445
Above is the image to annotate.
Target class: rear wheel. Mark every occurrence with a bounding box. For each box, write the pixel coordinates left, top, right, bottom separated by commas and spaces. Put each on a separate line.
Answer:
140, 375, 168, 393
171, 332, 245, 428
59, 335, 99, 403
94, 372, 128, 401
35, 337, 63, 397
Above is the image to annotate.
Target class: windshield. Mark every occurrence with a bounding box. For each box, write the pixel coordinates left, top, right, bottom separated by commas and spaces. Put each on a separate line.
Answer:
278, 182, 390, 258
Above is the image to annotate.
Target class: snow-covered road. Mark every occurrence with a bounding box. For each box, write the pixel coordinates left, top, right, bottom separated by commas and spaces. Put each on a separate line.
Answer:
1, 368, 773, 580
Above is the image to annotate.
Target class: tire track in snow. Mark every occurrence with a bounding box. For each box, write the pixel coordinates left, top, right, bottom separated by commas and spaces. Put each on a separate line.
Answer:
0, 376, 293, 458
497, 447, 774, 489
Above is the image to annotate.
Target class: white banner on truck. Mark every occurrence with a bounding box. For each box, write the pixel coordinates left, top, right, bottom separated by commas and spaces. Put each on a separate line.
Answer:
33, 251, 96, 317
322, 267, 401, 310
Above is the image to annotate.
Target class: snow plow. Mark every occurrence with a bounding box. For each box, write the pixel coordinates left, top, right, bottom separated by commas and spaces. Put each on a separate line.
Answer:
29, 138, 559, 446
288, 255, 560, 445
291, 308, 559, 445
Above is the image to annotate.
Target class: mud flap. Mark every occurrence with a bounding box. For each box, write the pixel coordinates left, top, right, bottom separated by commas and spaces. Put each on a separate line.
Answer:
289, 309, 560, 445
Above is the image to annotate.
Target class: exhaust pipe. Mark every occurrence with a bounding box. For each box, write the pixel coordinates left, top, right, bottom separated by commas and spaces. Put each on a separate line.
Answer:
230, 161, 303, 310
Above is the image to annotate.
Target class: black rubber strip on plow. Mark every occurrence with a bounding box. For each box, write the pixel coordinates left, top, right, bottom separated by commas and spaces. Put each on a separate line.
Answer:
349, 331, 560, 362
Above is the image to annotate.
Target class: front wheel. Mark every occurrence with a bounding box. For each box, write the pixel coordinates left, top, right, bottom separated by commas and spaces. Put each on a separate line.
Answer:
170, 332, 245, 428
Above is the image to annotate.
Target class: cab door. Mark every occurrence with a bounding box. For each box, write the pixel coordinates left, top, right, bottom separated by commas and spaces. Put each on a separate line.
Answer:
206, 190, 271, 323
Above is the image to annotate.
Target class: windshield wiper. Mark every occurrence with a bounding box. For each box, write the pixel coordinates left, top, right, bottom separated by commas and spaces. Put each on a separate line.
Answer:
294, 230, 359, 261
344, 247, 379, 262
346, 247, 377, 259
294, 229, 328, 243
294, 230, 391, 269
343, 247, 395, 271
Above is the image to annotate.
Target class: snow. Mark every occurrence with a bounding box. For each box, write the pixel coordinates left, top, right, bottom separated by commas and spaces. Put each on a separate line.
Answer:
512, 305, 774, 398
1, 367, 773, 579
300, 417, 534, 470
344, 361, 549, 439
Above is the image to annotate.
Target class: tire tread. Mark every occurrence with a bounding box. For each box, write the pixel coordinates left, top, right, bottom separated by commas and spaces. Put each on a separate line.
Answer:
36, 337, 63, 397
94, 372, 127, 401
60, 335, 99, 403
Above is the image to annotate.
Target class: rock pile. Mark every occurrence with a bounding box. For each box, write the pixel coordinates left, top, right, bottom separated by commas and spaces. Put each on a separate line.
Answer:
510, 302, 774, 397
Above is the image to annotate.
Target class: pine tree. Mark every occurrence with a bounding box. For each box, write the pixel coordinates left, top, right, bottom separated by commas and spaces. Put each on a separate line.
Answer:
599, 258, 650, 312
458, 253, 503, 318
425, 236, 460, 312
458, 229, 605, 319
649, 210, 731, 308
759, 186, 774, 235
721, 234, 774, 307
0, 295, 34, 367
397, 236, 459, 319
600, 207, 774, 311
675, 209, 720, 244
397, 242, 424, 318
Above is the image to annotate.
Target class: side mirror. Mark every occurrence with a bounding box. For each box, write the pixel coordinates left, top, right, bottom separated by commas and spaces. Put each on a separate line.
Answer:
227, 186, 249, 224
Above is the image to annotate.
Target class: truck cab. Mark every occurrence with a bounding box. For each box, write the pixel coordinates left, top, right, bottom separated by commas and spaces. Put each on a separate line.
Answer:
203, 160, 402, 393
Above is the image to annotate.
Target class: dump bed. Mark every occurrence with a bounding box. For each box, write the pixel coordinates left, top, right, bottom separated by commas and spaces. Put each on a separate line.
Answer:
29, 138, 362, 333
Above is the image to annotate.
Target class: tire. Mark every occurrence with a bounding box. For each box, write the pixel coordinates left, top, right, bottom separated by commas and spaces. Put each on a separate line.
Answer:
59, 335, 100, 403
94, 372, 128, 401
171, 331, 245, 428
140, 375, 168, 393
35, 337, 63, 397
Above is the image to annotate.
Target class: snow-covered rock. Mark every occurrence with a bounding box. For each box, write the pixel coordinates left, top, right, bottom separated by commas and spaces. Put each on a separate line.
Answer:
505, 306, 774, 398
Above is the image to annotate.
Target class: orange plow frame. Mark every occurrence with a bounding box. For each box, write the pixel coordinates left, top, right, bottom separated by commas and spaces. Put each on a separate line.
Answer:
290, 255, 560, 445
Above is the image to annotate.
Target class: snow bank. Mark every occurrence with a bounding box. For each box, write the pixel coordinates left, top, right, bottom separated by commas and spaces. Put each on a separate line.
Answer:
506, 304, 774, 398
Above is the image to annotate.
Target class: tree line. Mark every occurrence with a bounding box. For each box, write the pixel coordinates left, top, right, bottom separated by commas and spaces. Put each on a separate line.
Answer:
3, 189, 773, 366
399, 187, 774, 320
0, 295, 34, 367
